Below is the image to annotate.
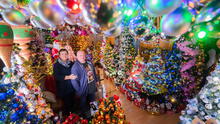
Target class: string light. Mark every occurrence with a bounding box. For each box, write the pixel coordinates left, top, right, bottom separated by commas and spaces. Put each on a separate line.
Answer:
198, 31, 207, 39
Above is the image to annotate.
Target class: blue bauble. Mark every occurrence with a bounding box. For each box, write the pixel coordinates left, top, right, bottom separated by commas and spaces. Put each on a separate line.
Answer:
6, 89, 15, 96
129, 16, 151, 38
27, 114, 34, 120
12, 103, 19, 108
10, 113, 19, 121
18, 109, 25, 115
0, 93, 7, 100
0, 111, 7, 121
161, 6, 192, 36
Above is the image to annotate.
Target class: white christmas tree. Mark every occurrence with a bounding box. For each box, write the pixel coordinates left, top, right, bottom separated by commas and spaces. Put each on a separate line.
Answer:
180, 60, 220, 124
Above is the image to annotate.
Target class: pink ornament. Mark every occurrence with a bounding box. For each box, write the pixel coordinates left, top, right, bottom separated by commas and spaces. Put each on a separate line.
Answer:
50, 31, 58, 37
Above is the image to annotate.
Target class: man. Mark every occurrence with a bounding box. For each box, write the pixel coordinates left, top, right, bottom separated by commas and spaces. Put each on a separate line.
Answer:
71, 51, 99, 119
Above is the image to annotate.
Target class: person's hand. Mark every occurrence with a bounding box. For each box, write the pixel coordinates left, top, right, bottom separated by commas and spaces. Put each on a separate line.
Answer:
65, 74, 77, 80
68, 74, 77, 80
87, 71, 93, 76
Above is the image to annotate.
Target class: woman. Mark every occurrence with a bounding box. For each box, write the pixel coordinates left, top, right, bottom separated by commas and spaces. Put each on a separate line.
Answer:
53, 49, 77, 116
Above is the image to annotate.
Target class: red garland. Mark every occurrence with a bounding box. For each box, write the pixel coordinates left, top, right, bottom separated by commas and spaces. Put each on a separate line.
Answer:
125, 83, 141, 92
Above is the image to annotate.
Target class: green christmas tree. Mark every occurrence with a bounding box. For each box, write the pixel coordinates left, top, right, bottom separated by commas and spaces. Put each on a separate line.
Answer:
143, 48, 167, 95
116, 28, 136, 85
102, 42, 116, 78
112, 45, 120, 78
180, 61, 220, 124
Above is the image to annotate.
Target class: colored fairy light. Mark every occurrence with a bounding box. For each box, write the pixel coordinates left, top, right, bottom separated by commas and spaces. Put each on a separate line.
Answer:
198, 31, 207, 39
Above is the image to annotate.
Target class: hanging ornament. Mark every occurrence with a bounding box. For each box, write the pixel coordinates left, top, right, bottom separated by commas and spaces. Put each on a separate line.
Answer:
196, 0, 220, 24
145, 0, 181, 17
2, 8, 27, 25
37, 0, 65, 27
30, 16, 51, 29
0, 22, 14, 68
82, 0, 122, 31
56, 0, 82, 14
29, 0, 41, 16
129, 15, 151, 38
12, 25, 34, 60
161, 6, 193, 36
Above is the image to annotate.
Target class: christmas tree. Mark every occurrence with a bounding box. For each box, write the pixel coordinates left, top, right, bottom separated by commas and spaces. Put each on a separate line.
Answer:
102, 42, 116, 78
116, 28, 136, 85
176, 38, 205, 100
164, 43, 182, 93
127, 54, 146, 90
112, 45, 120, 79
92, 95, 129, 124
122, 54, 146, 108
180, 61, 220, 124
92, 41, 102, 64
0, 71, 40, 123
143, 48, 167, 95
11, 50, 54, 120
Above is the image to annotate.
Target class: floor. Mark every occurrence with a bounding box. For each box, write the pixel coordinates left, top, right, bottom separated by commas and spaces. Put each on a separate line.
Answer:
100, 74, 180, 124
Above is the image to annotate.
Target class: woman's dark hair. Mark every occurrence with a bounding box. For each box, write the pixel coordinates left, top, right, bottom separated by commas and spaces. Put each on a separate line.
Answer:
58, 49, 68, 54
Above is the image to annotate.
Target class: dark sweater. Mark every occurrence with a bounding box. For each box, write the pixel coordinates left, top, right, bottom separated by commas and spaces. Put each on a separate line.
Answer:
53, 61, 74, 98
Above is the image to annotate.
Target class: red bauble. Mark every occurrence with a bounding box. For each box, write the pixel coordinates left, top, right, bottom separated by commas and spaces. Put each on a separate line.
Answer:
81, 119, 88, 124
113, 95, 119, 101
66, 0, 81, 14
